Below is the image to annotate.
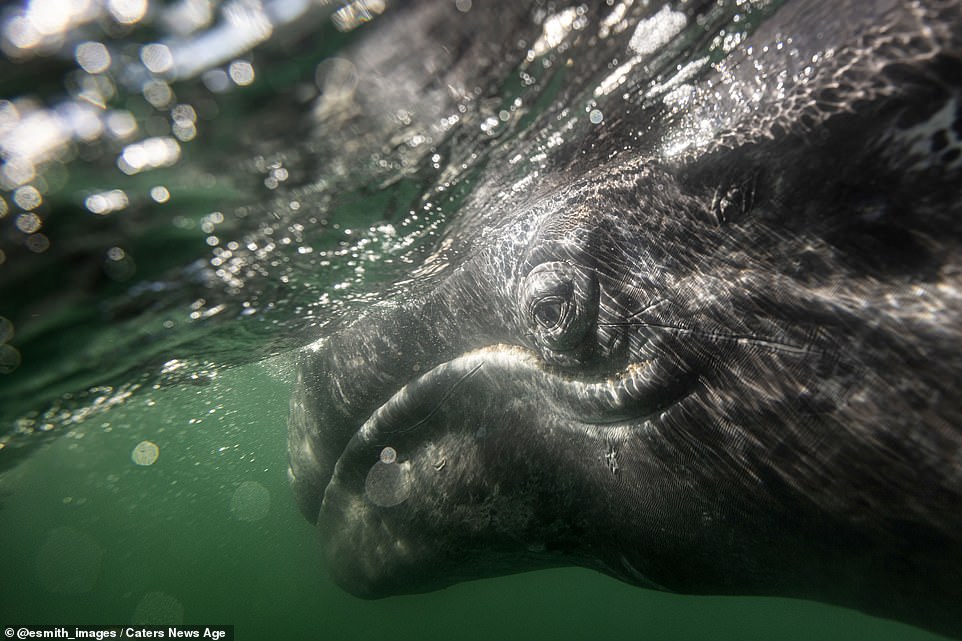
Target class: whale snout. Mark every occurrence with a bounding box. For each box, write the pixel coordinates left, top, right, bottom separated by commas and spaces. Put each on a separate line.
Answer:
287, 297, 467, 523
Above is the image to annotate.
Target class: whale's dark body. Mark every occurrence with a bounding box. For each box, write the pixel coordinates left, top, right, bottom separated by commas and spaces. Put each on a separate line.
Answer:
289, 0, 962, 637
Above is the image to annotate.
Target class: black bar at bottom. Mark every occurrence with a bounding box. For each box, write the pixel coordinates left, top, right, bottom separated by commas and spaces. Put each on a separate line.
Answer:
2, 626, 234, 641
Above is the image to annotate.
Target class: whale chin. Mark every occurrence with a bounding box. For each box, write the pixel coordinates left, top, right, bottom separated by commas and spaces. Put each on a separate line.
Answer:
305, 343, 698, 597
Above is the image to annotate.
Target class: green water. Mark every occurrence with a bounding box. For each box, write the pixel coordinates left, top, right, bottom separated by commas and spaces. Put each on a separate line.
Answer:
0, 0, 956, 638
0, 359, 949, 640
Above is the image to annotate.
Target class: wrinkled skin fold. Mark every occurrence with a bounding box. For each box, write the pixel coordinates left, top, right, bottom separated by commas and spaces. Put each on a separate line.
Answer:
289, 0, 962, 638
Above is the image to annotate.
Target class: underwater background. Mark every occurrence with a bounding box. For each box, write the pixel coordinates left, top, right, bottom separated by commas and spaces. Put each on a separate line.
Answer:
0, 0, 952, 639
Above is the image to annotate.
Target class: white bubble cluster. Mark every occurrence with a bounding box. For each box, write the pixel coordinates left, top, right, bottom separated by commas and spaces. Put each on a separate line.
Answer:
628, 6, 688, 56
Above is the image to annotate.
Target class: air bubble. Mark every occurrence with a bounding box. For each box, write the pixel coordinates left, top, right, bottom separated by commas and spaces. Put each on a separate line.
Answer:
140, 43, 173, 74
230, 481, 271, 521
76, 42, 111, 74
131, 440, 159, 466
229, 60, 255, 86
150, 186, 170, 203
0, 316, 13, 343
16, 212, 41, 233
365, 461, 411, 507
13, 185, 41, 210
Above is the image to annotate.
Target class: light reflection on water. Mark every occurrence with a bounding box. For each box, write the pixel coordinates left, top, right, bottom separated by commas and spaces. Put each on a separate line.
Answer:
0, 0, 781, 464
0, 0, 360, 197
0, 0, 412, 441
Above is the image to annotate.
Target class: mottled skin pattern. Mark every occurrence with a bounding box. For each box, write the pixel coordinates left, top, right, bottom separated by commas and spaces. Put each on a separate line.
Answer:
289, 0, 962, 637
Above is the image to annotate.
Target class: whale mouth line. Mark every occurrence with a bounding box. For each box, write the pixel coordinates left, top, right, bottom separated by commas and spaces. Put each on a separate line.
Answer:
358, 344, 692, 438
321, 344, 697, 498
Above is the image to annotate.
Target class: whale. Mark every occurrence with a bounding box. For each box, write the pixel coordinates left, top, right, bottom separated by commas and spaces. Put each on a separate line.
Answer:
289, 0, 962, 637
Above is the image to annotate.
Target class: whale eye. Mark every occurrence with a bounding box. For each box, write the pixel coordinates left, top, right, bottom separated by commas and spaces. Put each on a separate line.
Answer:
533, 297, 564, 329
521, 261, 598, 355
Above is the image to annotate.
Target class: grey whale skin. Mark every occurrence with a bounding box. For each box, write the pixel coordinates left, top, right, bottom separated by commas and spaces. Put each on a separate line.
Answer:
289, 0, 962, 637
